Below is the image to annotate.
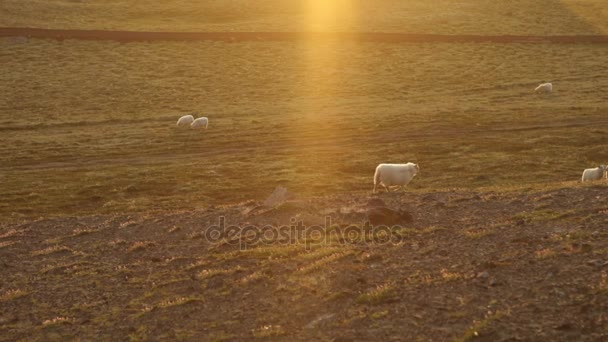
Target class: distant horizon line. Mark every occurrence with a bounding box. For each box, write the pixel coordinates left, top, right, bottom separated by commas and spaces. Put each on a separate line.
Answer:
2, 27, 608, 44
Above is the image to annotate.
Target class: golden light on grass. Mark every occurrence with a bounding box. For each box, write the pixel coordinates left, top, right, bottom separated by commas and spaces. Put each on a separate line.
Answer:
303, 0, 358, 32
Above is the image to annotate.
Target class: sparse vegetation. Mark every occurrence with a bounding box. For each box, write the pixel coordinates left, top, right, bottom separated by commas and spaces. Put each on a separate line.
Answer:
356, 284, 397, 305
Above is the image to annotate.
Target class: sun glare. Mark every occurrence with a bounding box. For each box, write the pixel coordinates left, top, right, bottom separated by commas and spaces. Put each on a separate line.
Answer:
304, 0, 358, 31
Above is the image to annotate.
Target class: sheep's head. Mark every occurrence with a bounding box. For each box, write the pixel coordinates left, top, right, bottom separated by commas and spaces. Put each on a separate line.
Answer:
601, 165, 607, 171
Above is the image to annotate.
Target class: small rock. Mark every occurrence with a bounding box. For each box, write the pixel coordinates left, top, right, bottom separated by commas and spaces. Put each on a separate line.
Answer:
476, 271, 490, 279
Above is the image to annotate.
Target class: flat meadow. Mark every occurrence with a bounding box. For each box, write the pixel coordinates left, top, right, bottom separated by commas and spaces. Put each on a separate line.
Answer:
2, 37, 608, 219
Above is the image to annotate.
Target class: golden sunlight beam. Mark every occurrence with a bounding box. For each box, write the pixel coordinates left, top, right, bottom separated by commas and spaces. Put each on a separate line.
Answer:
303, 0, 358, 32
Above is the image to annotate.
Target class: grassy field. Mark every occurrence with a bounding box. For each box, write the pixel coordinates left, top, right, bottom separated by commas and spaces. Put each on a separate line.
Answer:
1, 0, 608, 34
2, 37, 608, 219
2, 1, 608, 341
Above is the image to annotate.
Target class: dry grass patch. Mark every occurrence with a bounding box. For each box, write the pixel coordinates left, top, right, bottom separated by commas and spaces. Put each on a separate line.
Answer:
127, 241, 157, 253
0, 228, 26, 239
0, 289, 28, 301
42, 316, 75, 327
297, 251, 353, 274
356, 283, 397, 305
440, 269, 468, 282
71, 227, 99, 236
197, 266, 244, 280
31, 245, 72, 256
239, 271, 264, 285
184, 259, 210, 271
462, 228, 495, 239
535, 248, 558, 259
157, 296, 203, 309
0, 241, 17, 249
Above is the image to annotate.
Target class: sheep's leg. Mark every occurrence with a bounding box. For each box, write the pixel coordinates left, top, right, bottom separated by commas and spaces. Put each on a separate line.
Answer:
383, 184, 390, 193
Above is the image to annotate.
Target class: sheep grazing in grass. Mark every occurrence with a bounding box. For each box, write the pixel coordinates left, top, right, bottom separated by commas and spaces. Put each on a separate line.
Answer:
535, 82, 553, 93
176, 114, 194, 127
191, 117, 209, 129
373, 163, 419, 193
582, 165, 607, 182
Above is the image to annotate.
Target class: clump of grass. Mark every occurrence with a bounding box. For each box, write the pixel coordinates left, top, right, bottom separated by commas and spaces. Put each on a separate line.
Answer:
185, 259, 210, 271
119, 220, 143, 229
251, 324, 285, 338
157, 296, 202, 308
297, 251, 353, 274
404, 271, 435, 286
0, 241, 17, 249
42, 316, 75, 327
0, 289, 28, 301
71, 228, 98, 236
0, 228, 26, 239
535, 248, 557, 259
31, 245, 72, 256
371, 310, 389, 319
239, 271, 264, 285
127, 241, 156, 253
440, 269, 467, 282
357, 283, 397, 305
109, 239, 127, 246
197, 266, 243, 280
462, 228, 495, 239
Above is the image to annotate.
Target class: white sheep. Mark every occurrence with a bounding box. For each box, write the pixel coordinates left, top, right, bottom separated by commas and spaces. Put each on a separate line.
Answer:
373, 163, 419, 193
191, 117, 209, 129
176, 115, 194, 127
535, 82, 553, 93
582, 165, 607, 182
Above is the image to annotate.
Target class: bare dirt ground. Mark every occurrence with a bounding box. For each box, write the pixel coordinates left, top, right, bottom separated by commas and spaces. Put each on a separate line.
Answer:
2, 185, 608, 341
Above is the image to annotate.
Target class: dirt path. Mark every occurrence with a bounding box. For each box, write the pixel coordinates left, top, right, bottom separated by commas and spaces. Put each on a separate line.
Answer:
3, 27, 608, 44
